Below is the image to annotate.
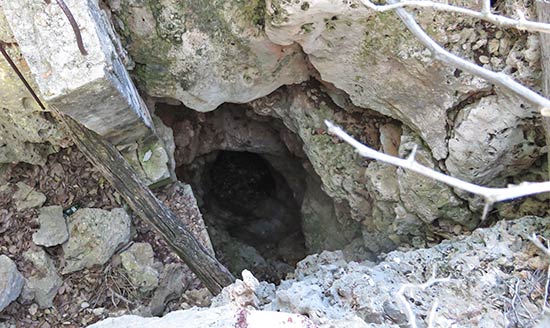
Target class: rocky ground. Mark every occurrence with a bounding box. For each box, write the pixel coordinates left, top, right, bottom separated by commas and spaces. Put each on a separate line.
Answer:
91, 216, 550, 328
1, 145, 549, 328
0, 147, 212, 327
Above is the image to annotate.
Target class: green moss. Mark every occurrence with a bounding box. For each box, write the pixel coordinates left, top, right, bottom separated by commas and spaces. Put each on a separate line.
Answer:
359, 11, 412, 63
241, 0, 266, 29
268, 0, 289, 25
301, 23, 314, 33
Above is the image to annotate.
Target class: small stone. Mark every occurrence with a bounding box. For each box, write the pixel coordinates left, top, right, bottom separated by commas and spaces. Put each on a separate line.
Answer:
488, 39, 499, 54
499, 38, 510, 55
62, 208, 131, 274
92, 307, 105, 316
22, 249, 63, 309
8, 245, 17, 254
490, 57, 502, 67
12, 182, 46, 211
28, 303, 39, 316
120, 242, 159, 293
32, 206, 69, 247
452, 225, 462, 235
479, 55, 490, 64
495, 30, 503, 39
81, 302, 90, 309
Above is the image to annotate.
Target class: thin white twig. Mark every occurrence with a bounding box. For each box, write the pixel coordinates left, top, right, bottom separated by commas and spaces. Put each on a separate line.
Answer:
427, 299, 439, 328
528, 234, 550, 259
481, 0, 491, 16
397, 269, 451, 328
325, 120, 550, 204
359, 0, 550, 34
525, 235, 550, 313
379, 0, 550, 116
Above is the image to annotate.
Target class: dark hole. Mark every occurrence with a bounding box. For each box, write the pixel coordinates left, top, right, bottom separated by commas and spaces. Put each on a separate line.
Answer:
194, 150, 305, 282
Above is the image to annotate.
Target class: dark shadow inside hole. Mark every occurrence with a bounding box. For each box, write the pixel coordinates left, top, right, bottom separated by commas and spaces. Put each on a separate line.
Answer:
192, 150, 305, 282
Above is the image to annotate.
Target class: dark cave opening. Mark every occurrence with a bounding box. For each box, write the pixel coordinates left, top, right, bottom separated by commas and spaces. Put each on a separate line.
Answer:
180, 150, 306, 283
204, 150, 304, 261
157, 101, 311, 282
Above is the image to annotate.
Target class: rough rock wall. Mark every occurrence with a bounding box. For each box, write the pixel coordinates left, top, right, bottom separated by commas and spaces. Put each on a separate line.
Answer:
1, 0, 545, 254
108, 0, 309, 111
109, 0, 546, 253
0, 11, 66, 165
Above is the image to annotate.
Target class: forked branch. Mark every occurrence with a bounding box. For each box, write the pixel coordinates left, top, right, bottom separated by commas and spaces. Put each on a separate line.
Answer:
375, 0, 550, 116
325, 120, 550, 205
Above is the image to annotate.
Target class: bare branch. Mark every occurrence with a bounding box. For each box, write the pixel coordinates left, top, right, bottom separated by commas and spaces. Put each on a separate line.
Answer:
427, 299, 439, 328
382, 0, 550, 116
481, 0, 491, 16
325, 120, 550, 204
396, 269, 451, 328
359, 0, 550, 34
528, 234, 550, 259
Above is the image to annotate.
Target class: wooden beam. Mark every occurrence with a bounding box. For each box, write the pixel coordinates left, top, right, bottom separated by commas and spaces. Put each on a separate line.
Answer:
51, 106, 235, 295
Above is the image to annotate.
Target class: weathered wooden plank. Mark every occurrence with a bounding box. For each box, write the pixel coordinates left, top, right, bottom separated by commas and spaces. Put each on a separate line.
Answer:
51, 106, 235, 295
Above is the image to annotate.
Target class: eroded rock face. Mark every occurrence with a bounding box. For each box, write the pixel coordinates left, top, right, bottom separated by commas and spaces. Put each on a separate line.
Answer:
265, 0, 541, 163
109, 0, 309, 111
0, 11, 66, 165
62, 208, 131, 274
446, 92, 542, 185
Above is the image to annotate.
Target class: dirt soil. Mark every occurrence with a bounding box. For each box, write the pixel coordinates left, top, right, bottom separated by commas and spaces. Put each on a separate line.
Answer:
0, 147, 210, 327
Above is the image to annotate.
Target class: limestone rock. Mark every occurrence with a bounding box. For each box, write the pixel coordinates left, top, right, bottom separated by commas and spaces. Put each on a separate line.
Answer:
147, 264, 186, 316
396, 133, 475, 228
123, 138, 172, 186
265, 0, 540, 162
2, 0, 156, 146
163, 182, 215, 255
0, 11, 65, 165
12, 182, 46, 211
265, 216, 550, 327
0, 255, 24, 312
120, 242, 159, 293
108, 0, 309, 111
88, 304, 316, 328
446, 93, 541, 185
32, 206, 69, 247
21, 249, 62, 309
62, 208, 131, 274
